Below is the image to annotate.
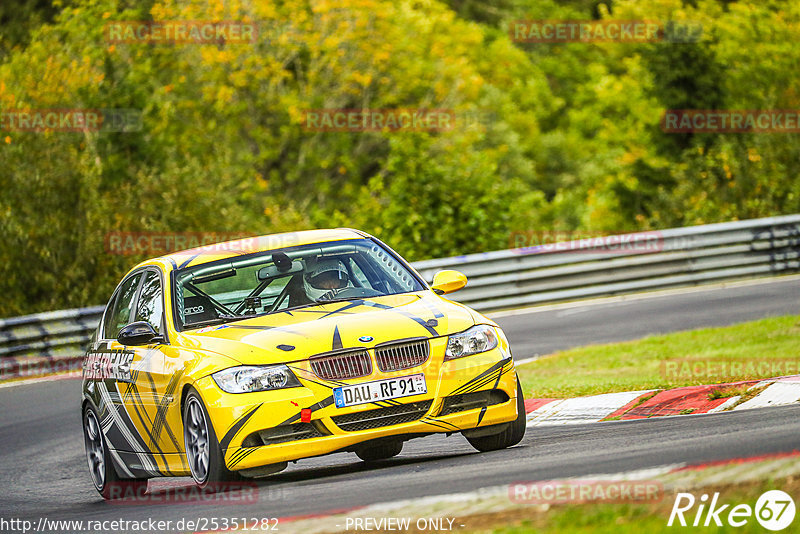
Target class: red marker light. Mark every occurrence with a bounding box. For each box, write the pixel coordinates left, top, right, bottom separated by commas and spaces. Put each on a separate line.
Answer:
300, 408, 312, 422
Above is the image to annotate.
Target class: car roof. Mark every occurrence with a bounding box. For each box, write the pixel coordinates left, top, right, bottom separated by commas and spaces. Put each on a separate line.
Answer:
131, 228, 369, 273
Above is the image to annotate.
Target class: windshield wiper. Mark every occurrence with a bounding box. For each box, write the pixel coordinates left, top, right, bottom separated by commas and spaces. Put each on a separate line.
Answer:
185, 313, 261, 329
314, 296, 366, 305
271, 303, 315, 314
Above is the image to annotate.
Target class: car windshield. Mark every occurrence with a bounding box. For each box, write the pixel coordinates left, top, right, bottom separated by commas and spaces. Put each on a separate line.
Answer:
173, 238, 425, 330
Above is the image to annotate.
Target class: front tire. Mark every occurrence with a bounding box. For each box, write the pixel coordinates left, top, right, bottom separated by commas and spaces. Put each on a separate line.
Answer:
355, 441, 403, 462
83, 403, 148, 500
465, 379, 526, 452
183, 389, 239, 487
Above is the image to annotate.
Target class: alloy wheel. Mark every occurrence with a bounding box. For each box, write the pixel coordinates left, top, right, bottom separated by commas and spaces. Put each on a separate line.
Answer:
184, 396, 210, 483
84, 409, 105, 489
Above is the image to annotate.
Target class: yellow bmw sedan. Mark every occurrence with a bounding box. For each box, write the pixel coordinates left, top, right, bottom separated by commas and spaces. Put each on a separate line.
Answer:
81, 229, 524, 499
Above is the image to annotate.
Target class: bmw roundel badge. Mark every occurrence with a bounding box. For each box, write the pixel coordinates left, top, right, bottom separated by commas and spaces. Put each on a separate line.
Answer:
358, 335, 374, 343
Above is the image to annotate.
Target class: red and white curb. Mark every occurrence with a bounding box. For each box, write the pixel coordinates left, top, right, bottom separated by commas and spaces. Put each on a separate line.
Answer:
524, 390, 654, 426
524, 375, 800, 426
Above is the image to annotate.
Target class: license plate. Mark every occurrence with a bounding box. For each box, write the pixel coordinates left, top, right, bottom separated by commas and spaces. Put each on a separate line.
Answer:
333, 373, 427, 408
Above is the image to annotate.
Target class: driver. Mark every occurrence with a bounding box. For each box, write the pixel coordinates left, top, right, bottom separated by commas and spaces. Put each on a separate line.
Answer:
303, 259, 351, 301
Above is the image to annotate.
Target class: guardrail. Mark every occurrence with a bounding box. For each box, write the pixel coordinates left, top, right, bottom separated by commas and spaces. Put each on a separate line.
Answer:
0, 305, 104, 379
2, 214, 799, 379
413, 214, 800, 311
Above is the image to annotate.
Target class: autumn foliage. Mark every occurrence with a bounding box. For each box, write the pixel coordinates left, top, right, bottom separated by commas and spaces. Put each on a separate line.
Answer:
1, 0, 799, 316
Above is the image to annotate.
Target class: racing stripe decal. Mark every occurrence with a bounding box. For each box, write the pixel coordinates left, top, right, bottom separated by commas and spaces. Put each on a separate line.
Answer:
151, 370, 185, 464
97, 381, 161, 475
421, 413, 460, 429
227, 447, 259, 469
219, 403, 263, 452
476, 406, 488, 425
448, 358, 512, 397
332, 326, 343, 350
455, 366, 508, 397
222, 324, 310, 338
419, 298, 445, 318
419, 416, 459, 431
120, 378, 171, 472
392, 310, 438, 336
359, 301, 392, 310
353, 299, 439, 337
119, 347, 176, 467
318, 301, 363, 319
354, 299, 439, 336
113, 380, 157, 453
178, 254, 201, 269
226, 446, 254, 467
478, 361, 506, 426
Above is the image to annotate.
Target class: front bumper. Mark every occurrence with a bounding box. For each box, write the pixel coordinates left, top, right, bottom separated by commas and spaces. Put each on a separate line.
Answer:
196, 338, 519, 472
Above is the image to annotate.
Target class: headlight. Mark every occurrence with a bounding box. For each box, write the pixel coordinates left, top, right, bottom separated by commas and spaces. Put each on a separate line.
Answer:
212, 365, 301, 394
445, 325, 499, 360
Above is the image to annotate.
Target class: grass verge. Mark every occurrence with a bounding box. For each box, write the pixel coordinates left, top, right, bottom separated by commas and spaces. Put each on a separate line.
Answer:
516, 314, 800, 399
457, 476, 800, 533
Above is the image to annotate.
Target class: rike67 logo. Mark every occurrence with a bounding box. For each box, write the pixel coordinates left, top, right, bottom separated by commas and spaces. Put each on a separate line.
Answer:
668, 490, 796, 530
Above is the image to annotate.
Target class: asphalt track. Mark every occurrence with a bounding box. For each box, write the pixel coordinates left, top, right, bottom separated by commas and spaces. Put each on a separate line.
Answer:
1, 277, 799, 528
496, 276, 800, 357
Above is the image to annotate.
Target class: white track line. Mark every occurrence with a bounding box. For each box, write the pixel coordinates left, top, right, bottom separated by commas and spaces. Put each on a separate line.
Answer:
0, 372, 80, 389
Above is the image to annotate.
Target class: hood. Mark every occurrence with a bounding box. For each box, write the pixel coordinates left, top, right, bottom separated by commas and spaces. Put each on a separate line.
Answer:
177, 291, 476, 366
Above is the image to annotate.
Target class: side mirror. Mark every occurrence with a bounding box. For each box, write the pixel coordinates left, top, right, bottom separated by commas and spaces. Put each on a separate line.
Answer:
431, 270, 467, 295
117, 321, 164, 346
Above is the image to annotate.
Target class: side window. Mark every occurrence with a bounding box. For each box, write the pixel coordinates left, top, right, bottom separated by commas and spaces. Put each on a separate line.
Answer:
134, 271, 164, 334
347, 257, 370, 288
104, 273, 142, 339
101, 291, 119, 339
